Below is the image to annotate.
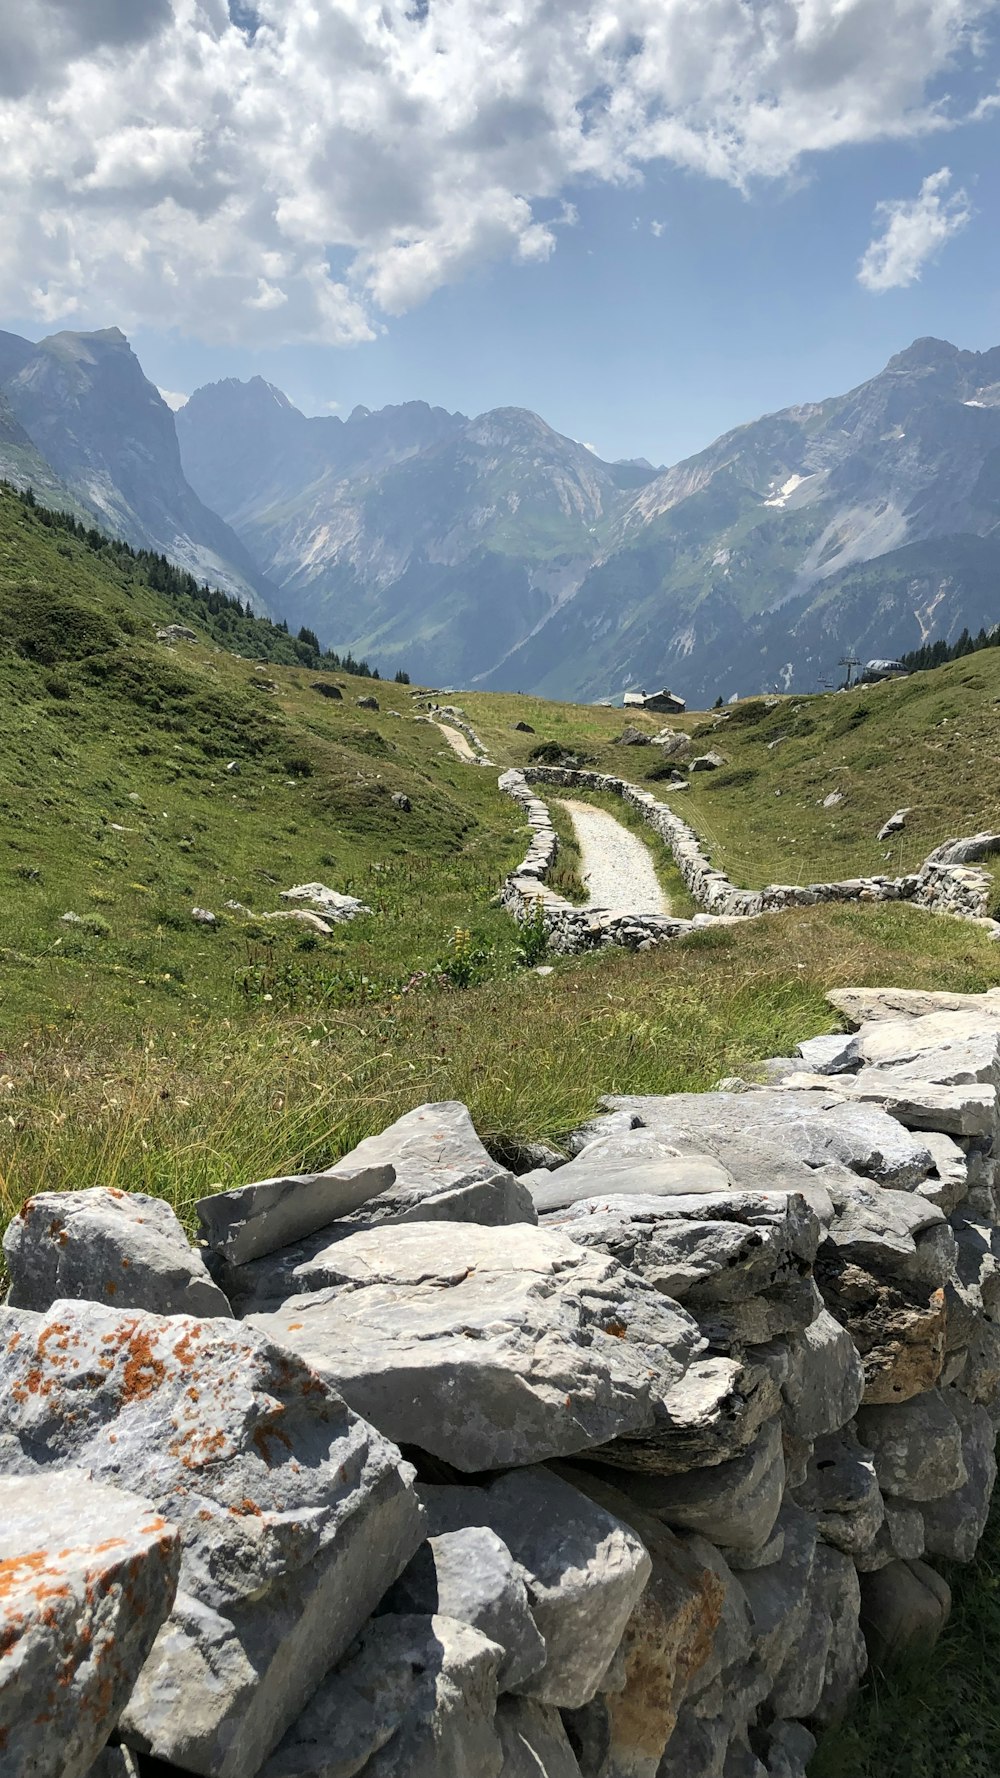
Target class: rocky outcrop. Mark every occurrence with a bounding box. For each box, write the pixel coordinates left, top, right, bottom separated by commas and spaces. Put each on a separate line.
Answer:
9, 986, 1000, 1776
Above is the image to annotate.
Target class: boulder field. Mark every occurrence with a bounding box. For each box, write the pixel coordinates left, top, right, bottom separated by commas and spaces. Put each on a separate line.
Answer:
4, 996, 1000, 1776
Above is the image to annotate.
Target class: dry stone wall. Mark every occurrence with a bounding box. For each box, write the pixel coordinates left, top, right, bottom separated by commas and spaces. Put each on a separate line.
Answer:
6, 995, 1000, 1777
499, 765, 1000, 950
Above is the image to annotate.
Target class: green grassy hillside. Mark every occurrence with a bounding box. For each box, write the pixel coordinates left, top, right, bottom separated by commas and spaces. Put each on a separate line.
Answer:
462, 658, 1000, 896
3, 480, 1000, 1250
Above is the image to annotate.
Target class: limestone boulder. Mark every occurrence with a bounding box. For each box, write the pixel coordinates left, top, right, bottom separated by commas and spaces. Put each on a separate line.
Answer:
815, 1254, 946, 1405
591, 1418, 785, 1553
848, 1010, 1000, 1088
0, 1300, 424, 1778
776, 1307, 865, 1439
4, 1188, 231, 1318
544, 1191, 819, 1346
524, 1134, 733, 1213
856, 1390, 967, 1503
249, 1221, 776, 1473
196, 1157, 396, 1265
258, 1614, 503, 1778
420, 1467, 651, 1710
381, 1526, 546, 1691
0, 1471, 181, 1778
829, 986, 1000, 1025
920, 1392, 997, 1561
605, 1091, 933, 1191
554, 1470, 725, 1774
791, 1431, 884, 1556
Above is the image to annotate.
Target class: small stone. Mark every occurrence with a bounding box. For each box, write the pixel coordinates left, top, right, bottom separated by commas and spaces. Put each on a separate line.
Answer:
381, 1526, 546, 1691
196, 1159, 396, 1266
0, 1472, 180, 1778
779, 1308, 865, 1440
356, 694, 380, 710
391, 791, 411, 811
191, 907, 217, 925
595, 1418, 784, 1552
792, 1430, 884, 1556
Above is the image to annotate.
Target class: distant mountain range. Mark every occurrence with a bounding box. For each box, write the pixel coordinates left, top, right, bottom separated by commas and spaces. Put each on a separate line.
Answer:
0, 327, 276, 611
3, 325, 1000, 704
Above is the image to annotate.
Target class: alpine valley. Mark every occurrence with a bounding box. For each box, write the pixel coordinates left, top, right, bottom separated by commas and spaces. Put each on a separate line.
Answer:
3, 324, 1000, 704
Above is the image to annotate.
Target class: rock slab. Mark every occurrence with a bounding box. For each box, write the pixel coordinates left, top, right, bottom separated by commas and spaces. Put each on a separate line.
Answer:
0, 1471, 181, 1778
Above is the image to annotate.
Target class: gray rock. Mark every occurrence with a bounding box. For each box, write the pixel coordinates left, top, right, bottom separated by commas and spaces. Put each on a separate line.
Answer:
795, 1033, 857, 1074
0, 1472, 181, 1778
604, 1091, 932, 1191
382, 1526, 546, 1690
738, 1506, 817, 1686
779, 1308, 865, 1440
856, 1390, 967, 1502
259, 1613, 503, 1777
821, 1174, 944, 1276
918, 1131, 969, 1211
526, 1134, 734, 1213
595, 1419, 784, 1552
4, 1188, 232, 1318
876, 809, 910, 840
762, 1721, 817, 1778
564, 1110, 644, 1158
860, 1559, 951, 1665
441, 1467, 652, 1711
391, 791, 411, 811
920, 1392, 997, 1561
792, 1430, 884, 1556
781, 1071, 998, 1137
656, 1707, 729, 1778
249, 1221, 773, 1474
854, 1500, 926, 1572
356, 694, 380, 710
544, 1191, 818, 1315
497, 1699, 582, 1776
0, 1300, 424, 1778
196, 1159, 396, 1265
689, 752, 725, 771
850, 1010, 1000, 1087
828, 986, 1000, 1027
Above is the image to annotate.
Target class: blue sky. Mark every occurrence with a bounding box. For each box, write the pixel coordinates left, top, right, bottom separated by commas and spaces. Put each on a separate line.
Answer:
2, 2, 1000, 467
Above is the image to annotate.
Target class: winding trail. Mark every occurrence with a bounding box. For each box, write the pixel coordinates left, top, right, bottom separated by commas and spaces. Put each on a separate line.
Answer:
558, 798, 671, 914
433, 720, 478, 761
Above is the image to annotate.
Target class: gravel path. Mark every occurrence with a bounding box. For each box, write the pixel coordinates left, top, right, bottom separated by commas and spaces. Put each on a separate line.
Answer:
558, 798, 671, 914
433, 720, 478, 761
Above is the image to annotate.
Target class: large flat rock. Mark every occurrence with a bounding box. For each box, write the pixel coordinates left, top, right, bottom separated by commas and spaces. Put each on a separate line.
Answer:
4, 1188, 231, 1318
849, 1012, 1000, 1092
0, 1300, 424, 1778
772, 1072, 996, 1138
249, 1221, 774, 1473
196, 1158, 396, 1265
605, 1091, 933, 1191
523, 1132, 733, 1214
828, 987, 1000, 1027
0, 1471, 181, 1778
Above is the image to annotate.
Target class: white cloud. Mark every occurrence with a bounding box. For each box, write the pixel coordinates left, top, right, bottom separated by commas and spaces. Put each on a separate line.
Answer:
157, 387, 189, 410
0, 0, 994, 345
858, 166, 972, 290
651, 219, 666, 237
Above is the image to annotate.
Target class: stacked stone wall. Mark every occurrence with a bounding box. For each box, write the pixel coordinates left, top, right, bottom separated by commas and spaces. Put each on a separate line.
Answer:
7, 991, 1000, 1776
